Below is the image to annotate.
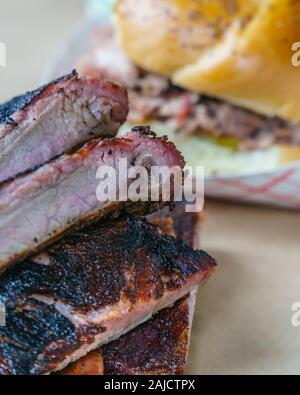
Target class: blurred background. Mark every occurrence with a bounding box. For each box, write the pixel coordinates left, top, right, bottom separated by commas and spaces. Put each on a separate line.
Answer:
0, 0, 83, 101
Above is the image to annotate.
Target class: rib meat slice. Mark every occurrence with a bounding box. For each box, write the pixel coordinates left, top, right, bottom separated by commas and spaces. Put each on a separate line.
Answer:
0, 128, 185, 272
0, 70, 128, 183
62, 204, 201, 375
62, 294, 196, 375
0, 215, 215, 375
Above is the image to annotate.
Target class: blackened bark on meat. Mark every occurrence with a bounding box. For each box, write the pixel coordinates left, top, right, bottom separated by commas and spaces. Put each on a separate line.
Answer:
0, 71, 77, 124
148, 204, 201, 247
1, 217, 210, 311
130, 125, 156, 136
0, 217, 215, 375
102, 296, 190, 375
61, 203, 202, 376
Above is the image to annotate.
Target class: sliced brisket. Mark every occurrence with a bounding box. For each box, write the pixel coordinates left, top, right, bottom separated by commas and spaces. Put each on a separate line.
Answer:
0, 70, 128, 183
0, 129, 185, 272
0, 216, 215, 375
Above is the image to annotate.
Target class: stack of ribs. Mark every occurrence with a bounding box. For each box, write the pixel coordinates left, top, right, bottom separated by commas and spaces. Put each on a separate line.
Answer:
0, 72, 216, 375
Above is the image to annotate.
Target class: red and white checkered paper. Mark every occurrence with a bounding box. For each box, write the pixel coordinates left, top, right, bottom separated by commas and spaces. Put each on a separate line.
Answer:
205, 162, 300, 209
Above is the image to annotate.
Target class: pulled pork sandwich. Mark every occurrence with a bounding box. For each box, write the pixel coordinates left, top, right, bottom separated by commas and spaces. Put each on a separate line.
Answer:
79, 0, 300, 175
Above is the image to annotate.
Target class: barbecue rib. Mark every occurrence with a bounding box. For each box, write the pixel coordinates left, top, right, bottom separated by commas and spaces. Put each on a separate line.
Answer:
62, 294, 196, 375
62, 204, 201, 375
0, 216, 215, 375
0, 70, 128, 183
0, 128, 185, 272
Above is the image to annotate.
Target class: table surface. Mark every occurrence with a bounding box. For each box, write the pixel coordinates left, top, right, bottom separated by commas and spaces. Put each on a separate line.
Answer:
0, 0, 299, 375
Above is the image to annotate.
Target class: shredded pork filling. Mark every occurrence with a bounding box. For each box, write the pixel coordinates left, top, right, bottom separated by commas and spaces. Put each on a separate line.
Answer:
127, 72, 300, 150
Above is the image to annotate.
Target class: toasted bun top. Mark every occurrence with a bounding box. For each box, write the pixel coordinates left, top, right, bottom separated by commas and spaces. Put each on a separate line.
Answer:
115, 0, 300, 123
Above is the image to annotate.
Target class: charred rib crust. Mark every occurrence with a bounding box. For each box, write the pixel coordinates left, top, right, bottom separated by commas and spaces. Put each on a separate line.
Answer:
0, 217, 215, 375
148, 204, 201, 247
1, 217, 213, 311
60, 203, 201, 376
0, 71, 77, 124
0, 302, 78, 375
130, 125, 156, 137
101, 207, 199, 375
102, 297, 190, 375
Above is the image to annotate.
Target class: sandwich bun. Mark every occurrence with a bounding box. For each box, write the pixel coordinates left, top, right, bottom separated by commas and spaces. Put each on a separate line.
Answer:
116, 0, 300, 123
